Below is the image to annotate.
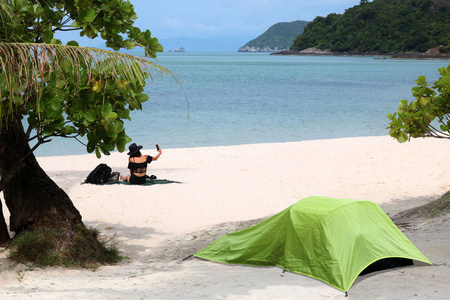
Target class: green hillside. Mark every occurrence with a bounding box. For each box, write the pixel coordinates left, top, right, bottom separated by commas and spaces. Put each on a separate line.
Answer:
292, 0, 450, 53
239, 20, 308, 52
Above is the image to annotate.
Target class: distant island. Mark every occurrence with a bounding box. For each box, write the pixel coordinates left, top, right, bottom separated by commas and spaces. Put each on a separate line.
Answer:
159, 36, 251, 52
278, 0, 449, 56
168, 47, 185, 52
238, 20, 308, 52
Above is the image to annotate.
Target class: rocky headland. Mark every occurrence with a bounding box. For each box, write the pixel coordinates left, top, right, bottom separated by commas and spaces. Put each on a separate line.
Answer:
272, 46, 450, 59
238, 46, 287, 52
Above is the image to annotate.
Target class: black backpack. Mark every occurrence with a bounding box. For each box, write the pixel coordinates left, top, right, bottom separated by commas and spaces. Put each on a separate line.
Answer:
85, 163, 112, 184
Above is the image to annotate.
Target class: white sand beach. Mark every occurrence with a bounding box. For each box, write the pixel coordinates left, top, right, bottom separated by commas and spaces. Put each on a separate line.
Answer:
1, 135, 449, 299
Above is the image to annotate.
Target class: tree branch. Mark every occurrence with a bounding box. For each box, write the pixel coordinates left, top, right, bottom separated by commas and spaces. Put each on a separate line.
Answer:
427, 123, 450, 138
54, 27, 81, 32
25, 124, 33, 140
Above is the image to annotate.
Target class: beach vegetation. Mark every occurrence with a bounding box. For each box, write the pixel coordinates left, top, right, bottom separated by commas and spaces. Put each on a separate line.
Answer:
387, 65, 450, 142
392, 190, 450, 223
7, 221, 124, 269
292, 0, 450, 53
0, 0, 169, 266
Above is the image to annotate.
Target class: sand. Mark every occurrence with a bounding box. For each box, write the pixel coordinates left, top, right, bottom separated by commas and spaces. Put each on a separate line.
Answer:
0, 135, 449, 299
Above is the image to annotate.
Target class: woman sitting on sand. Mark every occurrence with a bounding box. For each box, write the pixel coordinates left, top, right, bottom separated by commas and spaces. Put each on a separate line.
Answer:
120, 143, 162, 184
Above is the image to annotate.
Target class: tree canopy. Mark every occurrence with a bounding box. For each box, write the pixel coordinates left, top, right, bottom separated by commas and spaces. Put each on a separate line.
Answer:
0, 0, 170, 158
292, 0, 450, 53
1, 0, 163, 55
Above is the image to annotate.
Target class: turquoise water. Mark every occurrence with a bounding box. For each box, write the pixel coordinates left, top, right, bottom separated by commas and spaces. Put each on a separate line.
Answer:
35, 52, 449, 156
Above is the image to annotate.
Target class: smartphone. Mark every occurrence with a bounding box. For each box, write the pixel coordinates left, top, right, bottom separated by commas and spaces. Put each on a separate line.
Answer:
156, 144, 160, 151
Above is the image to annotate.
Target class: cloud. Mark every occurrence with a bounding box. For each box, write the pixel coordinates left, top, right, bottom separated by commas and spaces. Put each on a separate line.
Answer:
162, 17, 186, 30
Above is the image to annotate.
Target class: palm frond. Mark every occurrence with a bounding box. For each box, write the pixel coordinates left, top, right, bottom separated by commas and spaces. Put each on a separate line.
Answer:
0, 43, 176, 114
2, 42, 172, 82
0, 1, 12, 18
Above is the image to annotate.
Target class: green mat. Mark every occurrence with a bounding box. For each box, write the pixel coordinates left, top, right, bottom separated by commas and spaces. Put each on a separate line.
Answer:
117, 179, 181, 186
82, 179, 181, 186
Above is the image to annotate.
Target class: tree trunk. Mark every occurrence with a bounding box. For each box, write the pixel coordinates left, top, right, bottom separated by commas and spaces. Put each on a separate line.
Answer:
0, 119, 82, 233
0, 198, 9, 245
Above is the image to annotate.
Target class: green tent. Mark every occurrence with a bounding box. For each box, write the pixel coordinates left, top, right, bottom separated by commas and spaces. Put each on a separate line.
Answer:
194, 196, 431, 292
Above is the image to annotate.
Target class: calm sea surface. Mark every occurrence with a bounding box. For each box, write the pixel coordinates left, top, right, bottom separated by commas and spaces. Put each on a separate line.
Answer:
35, 52, 449, 156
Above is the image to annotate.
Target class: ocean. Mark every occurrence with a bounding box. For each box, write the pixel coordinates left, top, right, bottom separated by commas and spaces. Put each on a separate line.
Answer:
34, 52, 449, 157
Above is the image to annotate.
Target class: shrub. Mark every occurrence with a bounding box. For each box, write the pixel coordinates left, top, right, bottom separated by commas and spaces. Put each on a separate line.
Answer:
7, 222, 124, 269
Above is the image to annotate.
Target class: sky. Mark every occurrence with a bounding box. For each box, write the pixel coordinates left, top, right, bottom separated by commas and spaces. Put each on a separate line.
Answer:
58, 0, 362, 47
134, 0, 361, 39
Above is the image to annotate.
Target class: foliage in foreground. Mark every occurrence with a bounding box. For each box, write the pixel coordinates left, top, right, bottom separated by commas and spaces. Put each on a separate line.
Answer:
7, 218, 124, 269
0, 0, 169, 158
387, 65, 450, 142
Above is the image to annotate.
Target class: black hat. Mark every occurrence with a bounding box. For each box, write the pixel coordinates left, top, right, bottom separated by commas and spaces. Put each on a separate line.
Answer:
127, 143, 143, 156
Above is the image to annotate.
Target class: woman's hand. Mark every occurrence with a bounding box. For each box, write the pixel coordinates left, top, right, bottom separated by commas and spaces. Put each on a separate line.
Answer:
153, 147, 162, 160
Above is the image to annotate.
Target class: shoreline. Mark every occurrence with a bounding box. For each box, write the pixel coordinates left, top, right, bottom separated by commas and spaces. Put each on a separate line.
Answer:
33, 135, 394, 158
271, 48, 450, 60
1, 135, 450, 299
34, 135, 390, 158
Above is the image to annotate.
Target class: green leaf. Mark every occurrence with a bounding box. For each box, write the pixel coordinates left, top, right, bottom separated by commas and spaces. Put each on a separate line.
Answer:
102, 102, 113, 115
77, 0, 91, 10
116, 132, 131, 152
108, 0, 119, 9
81, 8, 98, 23
416, 76, 427, 85
130, 27, 141, 38
42, 29, 54, 43
67, 40, 79, 46
85, 109, 96, 122
99, 143, 114, 154
119, 2, 133, 13
397, 131, 408, 143
105, 131, 118, 139
135, 94, 149, 102
117, 109, 130, 120
123, 40, 135, 49
398, 100, 408, 109
63, 125, 76, 135
48, 99, 61, 111
32, 4, 44, 17
155, 43, 164, 53
418, 96, 429, 106
95, 147, 101, 158
71, 20, 81, 28
105, 112, 118, 122
43, 6, 57, 22
12, 0, 24, 11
